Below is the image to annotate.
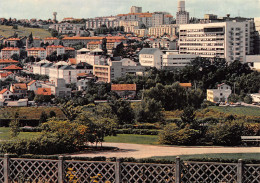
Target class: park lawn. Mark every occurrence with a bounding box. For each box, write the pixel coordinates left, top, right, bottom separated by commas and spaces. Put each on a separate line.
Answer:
104, 134, 159, 145
0, 127, 41, 141
0, 107, 66, 119
0, 25, 51, 38
151, 153, 260, 161
208, 106, 260, 117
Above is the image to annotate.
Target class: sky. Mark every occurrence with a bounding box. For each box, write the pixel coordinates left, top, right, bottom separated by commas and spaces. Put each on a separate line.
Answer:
0, 0, 259, 20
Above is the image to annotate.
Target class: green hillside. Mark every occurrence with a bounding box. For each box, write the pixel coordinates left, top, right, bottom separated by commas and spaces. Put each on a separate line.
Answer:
0, 25, 51, 38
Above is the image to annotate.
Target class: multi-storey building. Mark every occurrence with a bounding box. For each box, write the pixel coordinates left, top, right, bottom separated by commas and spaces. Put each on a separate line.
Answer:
27, 47, 47, 60
139, 48, 163, 69
148, 24, 177, 37
130, 6, 142, 14
44, 37, 59, 45
85, 16, 119, 29
5, 38, 20, 47
162, 50, 196, 69
93, 58, 144, 83
179, 21, 250, 62
1, 47, 20, 59
46, 45, 65, 56
176, 0, 189, 24
49, 23, 86, 36
207, 83, 232, 103
254, 17, 260, 54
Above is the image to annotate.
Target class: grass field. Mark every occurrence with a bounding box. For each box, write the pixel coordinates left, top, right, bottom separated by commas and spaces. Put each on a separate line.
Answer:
0, 107, 66, 119
105, 134, 159, 145
208, 106, 260, 117
152, 153, 260, 161
0, 127, 41, 141
0, 25, 51, 38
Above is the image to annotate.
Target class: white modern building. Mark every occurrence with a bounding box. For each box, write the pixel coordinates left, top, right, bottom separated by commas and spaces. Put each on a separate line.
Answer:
176, 0, 189, 24
130, 6, 142, 14
49, 65, 77, 84
139, 48, 163, 69
207, 83, 232, 102
179, 21, 250, 63
246, 55, 260, 70
162, 50, 196, 69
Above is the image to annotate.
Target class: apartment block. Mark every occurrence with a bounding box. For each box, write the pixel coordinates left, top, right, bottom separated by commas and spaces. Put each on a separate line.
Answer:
148, 24, 177, 37
179, 21, 250, 62
1, 47, 20, 59
27, 47, 47, 60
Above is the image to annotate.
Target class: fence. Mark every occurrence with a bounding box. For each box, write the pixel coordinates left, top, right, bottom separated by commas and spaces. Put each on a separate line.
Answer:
0, 154, 259, 183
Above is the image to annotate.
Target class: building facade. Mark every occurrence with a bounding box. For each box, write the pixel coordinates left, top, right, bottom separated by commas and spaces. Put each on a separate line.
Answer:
179, 21, 250, 63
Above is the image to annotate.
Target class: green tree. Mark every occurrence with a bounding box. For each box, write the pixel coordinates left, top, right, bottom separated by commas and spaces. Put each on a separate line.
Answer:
9, 112, 20, 138
244, 95, 253, 104
39, 111, 48, 124
180, 107, 198, 129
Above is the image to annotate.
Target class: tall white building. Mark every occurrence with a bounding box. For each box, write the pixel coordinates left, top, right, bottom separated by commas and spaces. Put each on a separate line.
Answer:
176, 0, 189, 24
179, 21, 250, 63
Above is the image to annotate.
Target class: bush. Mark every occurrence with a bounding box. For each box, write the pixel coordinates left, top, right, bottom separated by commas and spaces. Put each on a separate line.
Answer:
159, 123, 199, 145
207, 121, 244, 146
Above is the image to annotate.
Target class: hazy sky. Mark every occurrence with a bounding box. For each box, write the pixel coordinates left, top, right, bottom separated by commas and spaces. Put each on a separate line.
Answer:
0, 0, 259, 20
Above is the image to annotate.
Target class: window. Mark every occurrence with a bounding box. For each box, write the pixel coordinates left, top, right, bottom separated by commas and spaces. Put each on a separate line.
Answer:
220, 93, 223, 96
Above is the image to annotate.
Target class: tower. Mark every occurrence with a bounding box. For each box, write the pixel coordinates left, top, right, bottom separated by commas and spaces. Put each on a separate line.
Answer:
53, 12, 57, 22
176, 0, 189, 24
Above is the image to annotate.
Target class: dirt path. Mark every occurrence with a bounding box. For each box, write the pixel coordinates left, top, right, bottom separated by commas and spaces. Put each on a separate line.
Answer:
69, 143, 260, 159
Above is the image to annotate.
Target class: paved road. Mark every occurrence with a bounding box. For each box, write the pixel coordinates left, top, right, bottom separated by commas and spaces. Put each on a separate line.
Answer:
69, 143, 260, 159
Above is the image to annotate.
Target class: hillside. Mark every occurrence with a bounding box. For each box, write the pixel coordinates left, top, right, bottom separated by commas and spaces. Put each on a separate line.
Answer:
0, 25, 51, 38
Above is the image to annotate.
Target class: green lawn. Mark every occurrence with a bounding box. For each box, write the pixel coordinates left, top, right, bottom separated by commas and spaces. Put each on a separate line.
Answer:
152, 153, 260, 161
104, 134, 159, 145
0, 107, 66, 119
0, 25, 51, 38
209, 106, 260, 117
0, 127, 41, 141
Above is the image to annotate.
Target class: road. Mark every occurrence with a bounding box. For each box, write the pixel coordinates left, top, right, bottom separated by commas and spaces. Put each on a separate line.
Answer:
69, 143, 260, 159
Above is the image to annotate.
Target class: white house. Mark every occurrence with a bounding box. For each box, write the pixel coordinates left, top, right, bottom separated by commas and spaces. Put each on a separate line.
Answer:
27, 80, 42, 92
139, 48, 163, 69
250, 93, 260, 103
49, 65, 77, 84
0, 88, 13, 100
207, 83, 232, 102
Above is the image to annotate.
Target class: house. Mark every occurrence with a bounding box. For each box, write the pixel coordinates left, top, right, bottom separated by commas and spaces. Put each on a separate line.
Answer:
0, 88, 13, 100
10, 83, 28, 98
36, 88, 52, 96
27, 47, 47, 60
6, 99, 28, 107
250, 93, 260, 103
0, 59, 19, 70
207, 83, 232, 102
139, 48, 163, 69
49, 65, 77, 84
0, 72, 14, 81
2, 65, 23, 74
111, 84, 137, 99
27, 80, 42, 92
41, 78, 71, 97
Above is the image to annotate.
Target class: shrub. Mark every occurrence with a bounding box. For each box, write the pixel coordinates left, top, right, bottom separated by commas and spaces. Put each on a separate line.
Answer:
207, 121, 244, 146
159, 123, 199, 145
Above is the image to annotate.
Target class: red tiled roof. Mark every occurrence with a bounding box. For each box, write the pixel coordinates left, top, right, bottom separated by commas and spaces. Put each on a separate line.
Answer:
65, 47, 75, 51
3, 65, 23, 70
0, 72, 13, 78
7, 38, 20, 41
179, 83, 192, 88
0, 88, 8, 94
36, 88, 51, 95
0, 59, 19, 64
13, 83, 27, 90
47, 45, 64, 48
44, 37, 58, 40
27, 47, 45, 51
27, 80, 36, 86
2, 47, 20, 51
68, 58, 77, 65
63, 36, 127, 40
111, 84, 137, 91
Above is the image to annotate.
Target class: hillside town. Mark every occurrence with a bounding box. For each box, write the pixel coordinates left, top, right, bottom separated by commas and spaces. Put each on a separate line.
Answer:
0, 0, 259, 182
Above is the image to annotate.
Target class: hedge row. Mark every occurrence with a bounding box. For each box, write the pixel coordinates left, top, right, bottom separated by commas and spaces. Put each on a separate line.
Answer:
115, 129, 159, 135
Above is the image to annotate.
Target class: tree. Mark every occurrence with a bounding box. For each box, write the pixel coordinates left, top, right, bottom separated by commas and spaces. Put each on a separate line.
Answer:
11, 54, 19, 61
28, 32, 33, 44
101, 38, 107, 56
135, 98, 163, 123
9, 112, 20, 138
49, 111, 56, 118
59, 101, 83, 121
109, 98, 135, 125
39, 111, 48, 124
244, 95, 253, 104
180, 107, 198, 129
